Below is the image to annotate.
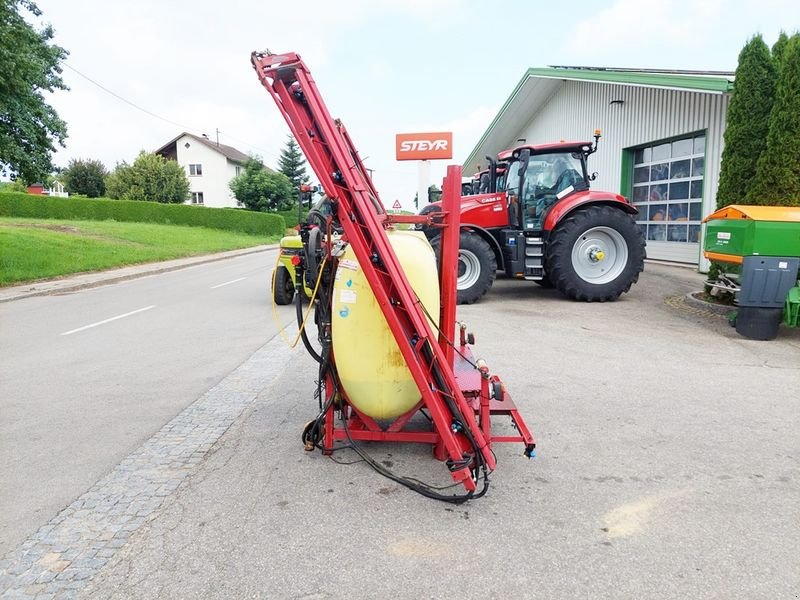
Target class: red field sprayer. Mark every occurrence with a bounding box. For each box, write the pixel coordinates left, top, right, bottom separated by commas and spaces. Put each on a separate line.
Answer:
252, 50, 536, 502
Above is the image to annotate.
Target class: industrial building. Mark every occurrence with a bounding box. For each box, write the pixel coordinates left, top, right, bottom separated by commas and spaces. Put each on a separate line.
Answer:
463, 67, 734, 267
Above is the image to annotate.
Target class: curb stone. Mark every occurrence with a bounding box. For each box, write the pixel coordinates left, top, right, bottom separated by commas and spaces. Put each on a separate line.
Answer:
683, 291, 735, 316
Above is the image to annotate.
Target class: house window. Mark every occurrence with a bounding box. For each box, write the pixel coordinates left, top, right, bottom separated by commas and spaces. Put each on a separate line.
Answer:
235, 165, 242, 176
189, 164, 203, 176
190, 192, 204, 205
631, 133, 705, 244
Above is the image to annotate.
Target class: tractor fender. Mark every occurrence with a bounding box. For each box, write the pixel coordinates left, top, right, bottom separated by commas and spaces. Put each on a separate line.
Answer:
543, 191, 637, 232
460, 225, 505, 272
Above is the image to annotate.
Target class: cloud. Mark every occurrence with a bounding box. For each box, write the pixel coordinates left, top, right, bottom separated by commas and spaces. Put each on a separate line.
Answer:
561, 0, 724, 67
422, 105, 500, 191
560, 0, 797, 69
35, 0, 472, 184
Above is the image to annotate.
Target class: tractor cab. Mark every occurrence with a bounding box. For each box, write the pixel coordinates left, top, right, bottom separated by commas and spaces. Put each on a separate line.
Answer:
500, 139, 596, 232
469, 163, 508, 196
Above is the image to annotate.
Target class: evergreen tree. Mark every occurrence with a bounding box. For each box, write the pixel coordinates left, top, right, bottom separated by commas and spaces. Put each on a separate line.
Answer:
772, 31, 790, 72
746, 34, 800, 206
715, 35, 776, 208
277, 135, 309, 191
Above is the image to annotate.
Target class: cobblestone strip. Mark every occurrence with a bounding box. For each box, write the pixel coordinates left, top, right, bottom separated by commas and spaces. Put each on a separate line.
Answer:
664, 294, 730, 320
0, 335, 296, 599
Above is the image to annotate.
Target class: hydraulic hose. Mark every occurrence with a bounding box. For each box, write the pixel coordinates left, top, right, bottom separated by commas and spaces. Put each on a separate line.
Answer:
296, 284, 322, 363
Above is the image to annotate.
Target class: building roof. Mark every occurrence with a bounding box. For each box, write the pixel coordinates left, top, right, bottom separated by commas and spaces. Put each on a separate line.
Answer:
155, 132, 250, 165
463, 66, 735, 172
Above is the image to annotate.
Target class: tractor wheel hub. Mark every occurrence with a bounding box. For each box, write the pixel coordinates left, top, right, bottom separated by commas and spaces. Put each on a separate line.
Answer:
588, 247, 606, 263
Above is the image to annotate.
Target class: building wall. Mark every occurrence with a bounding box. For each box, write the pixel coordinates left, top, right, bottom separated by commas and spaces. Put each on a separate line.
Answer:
174, 135, 241, 208
517, 80, 729, 266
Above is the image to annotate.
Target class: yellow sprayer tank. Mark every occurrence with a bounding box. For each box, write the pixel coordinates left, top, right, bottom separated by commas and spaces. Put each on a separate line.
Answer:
331, 230, 439, 420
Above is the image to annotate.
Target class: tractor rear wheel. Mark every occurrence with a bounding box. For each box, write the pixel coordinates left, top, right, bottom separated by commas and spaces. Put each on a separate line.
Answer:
545, 205, 645, 302
273, 265, 295, 305
416, 204, 442, 240
432, 231, 497, 304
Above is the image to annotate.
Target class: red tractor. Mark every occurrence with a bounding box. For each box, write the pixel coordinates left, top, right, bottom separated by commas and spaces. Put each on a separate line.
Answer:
419, 132, 646, 303
465, 163, 507, 197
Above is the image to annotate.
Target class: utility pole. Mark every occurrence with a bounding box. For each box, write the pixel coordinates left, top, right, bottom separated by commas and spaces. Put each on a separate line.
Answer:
215, 128, 220, 146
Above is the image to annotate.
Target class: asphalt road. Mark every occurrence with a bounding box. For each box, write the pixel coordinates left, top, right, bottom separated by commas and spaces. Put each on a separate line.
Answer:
74, 264, 799, 599
0, 249, 294, 556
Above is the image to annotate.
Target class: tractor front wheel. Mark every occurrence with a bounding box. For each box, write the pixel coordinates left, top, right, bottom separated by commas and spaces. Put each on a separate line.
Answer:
433, 231, 497, 304
546, 205, 645, 302
273, 265, 296, 305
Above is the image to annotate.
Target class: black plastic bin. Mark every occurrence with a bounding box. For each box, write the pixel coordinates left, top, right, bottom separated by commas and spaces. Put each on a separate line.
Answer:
734, 306, 784, 341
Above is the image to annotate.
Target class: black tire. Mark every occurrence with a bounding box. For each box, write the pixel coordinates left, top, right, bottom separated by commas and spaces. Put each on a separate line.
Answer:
534, 275, 554, 288
545, 205, 645, 302
416, 204, 442, 240
273, 265, 295, 305
432, 231, 497, 305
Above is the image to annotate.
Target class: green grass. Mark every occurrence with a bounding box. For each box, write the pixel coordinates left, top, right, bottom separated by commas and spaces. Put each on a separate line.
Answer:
0, 192, 286, 236
0, 218, 279, 286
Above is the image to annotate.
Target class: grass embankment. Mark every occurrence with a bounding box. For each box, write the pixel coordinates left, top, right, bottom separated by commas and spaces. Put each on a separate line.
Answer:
0, 218, 278, 286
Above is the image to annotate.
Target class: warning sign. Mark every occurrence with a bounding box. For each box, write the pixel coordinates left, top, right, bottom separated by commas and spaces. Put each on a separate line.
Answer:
392, 200, 402, 210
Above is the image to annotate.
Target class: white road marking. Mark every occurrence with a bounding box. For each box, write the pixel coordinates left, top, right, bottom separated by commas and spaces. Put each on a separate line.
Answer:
61, 305, 157, 336
210, 277, 247, 289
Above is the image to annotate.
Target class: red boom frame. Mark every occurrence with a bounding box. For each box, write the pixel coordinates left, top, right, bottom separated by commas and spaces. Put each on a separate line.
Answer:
251, 51, 535, 494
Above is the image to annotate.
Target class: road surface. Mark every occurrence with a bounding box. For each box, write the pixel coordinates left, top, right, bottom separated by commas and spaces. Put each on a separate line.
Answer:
0, 249, 293, 556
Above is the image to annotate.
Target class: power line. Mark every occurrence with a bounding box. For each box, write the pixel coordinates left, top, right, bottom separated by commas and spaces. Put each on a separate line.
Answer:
62, 62, 281, 162
63, 63, 198, 132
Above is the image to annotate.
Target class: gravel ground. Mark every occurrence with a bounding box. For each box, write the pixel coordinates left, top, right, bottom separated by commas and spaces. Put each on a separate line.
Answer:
79, 263, 799, 599
4, 262, 798, 599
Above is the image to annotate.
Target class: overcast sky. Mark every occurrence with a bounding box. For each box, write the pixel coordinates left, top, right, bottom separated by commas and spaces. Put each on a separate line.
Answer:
33, 0, 798, 210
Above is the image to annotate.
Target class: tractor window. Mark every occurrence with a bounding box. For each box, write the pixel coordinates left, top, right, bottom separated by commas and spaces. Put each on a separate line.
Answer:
520, 153, 585, 230
504, 163, 520, 194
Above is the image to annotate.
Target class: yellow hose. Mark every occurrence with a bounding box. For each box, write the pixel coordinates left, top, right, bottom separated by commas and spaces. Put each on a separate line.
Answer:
271, 251, 327, 348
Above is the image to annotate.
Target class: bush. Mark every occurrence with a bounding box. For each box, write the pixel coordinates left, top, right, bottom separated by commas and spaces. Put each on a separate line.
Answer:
230, 158, 294, 211
106, 152, 190, 204
0, 192, 285, 236
0, 180, 27, 193
62, 158, 108, 198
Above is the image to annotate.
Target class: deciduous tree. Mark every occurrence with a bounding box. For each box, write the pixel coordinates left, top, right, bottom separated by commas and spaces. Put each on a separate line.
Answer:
0, 1, 68, 183
62, 158, 107, 197
230, 157, 294, 211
